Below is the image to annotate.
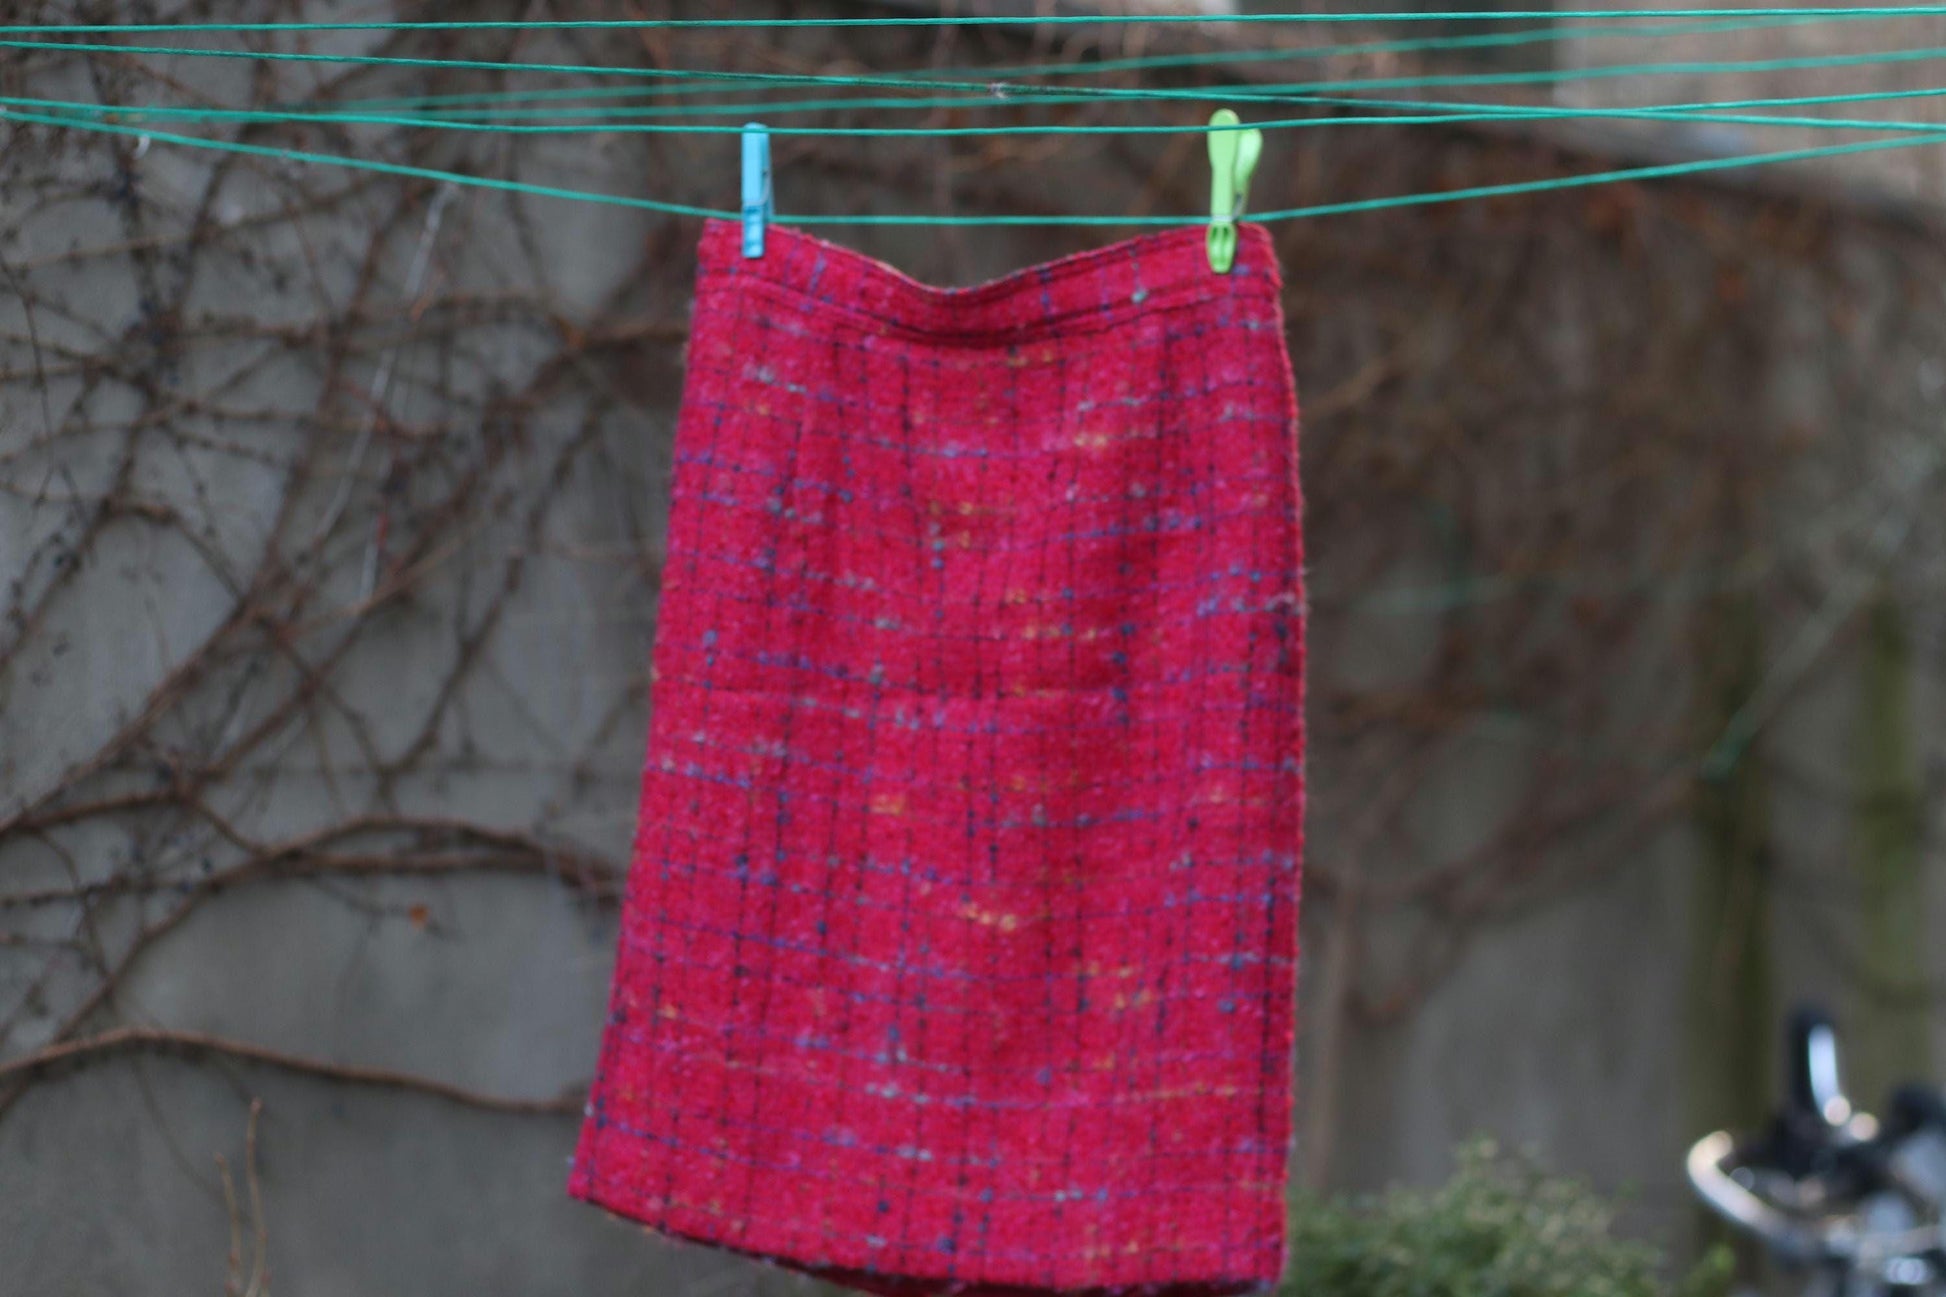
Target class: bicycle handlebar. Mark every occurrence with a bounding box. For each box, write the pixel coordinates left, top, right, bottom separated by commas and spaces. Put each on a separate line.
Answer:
1690, 1007, 1946, 1290
1686, 1130, 1839, 1263
1688, 1127, 1946, 1282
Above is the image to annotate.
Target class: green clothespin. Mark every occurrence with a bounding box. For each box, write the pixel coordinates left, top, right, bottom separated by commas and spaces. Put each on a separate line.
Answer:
1206, 109, 1263, 274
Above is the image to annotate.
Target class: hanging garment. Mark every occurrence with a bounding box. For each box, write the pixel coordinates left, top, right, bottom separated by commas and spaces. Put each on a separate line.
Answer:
569, 218, 1305, 1297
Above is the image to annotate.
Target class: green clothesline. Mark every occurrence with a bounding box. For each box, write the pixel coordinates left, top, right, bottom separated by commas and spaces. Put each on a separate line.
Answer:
332, 43, 1946, 121
318, 13, 1844, 114
7, 102, 1941, 226
12, 8, 1946, 28
10, 10, 1946, 232
15, 88, 1946, 137
8, 37, 1946, 112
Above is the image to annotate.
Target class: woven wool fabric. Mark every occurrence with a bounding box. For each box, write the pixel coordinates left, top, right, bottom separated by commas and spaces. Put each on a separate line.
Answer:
569, 218, 1305, 1297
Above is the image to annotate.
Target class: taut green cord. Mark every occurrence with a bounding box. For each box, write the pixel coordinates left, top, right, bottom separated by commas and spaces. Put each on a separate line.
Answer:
1330, 84, 1946, 122
798, 132, 1946, 223
307, 24, 1946, 124
0, 106, 730, 220
9, 36, 1946, 114
18, 91, 1946, 139
0, 37, 1017, 88
6, 103, 1941, 228
325, 12, 1841, 113
13, 9, 1946, 28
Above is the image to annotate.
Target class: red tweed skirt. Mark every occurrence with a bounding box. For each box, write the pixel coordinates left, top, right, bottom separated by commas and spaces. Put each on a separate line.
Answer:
570, 218, 1304, 1296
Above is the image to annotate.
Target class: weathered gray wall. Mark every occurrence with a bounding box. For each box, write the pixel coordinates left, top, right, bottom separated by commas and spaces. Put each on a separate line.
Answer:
4, 5, 1946, 1294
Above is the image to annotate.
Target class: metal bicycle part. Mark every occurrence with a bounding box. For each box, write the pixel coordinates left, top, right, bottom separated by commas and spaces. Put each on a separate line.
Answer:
1686, 1006, 1946, 1297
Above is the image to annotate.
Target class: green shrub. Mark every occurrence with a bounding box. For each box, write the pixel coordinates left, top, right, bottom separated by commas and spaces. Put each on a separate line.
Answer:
1281, 1140, 1734, 1297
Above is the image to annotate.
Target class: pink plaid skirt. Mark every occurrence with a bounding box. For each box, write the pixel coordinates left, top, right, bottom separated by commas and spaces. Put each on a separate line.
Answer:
571, 219, 1305, 1296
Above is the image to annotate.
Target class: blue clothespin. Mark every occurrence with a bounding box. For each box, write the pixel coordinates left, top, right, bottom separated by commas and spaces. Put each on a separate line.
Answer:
1206, 109, 1263, 275
742, 122, 771, 258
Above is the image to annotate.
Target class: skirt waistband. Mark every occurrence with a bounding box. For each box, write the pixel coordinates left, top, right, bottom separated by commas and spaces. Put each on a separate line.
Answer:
696, 218, 1282, 346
